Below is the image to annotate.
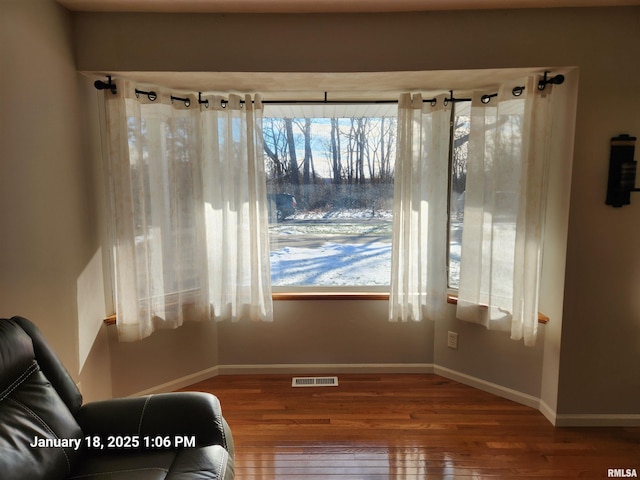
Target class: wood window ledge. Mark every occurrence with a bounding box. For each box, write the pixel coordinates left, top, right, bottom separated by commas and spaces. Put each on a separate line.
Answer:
104, 294, 548, 325
445, 294, 549, 324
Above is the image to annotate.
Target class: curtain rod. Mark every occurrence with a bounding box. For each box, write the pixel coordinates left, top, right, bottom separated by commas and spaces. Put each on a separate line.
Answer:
258, 71, 563, 106
95, 72, 564, 106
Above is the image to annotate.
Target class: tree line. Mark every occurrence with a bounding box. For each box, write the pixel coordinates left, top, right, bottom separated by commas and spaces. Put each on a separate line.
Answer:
263, 117, 397, 211
262, 114, 473, 213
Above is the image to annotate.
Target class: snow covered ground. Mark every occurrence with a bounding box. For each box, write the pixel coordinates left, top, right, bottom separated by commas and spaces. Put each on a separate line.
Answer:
268, 209, 463, 287
269, 209, 393, 286
270, 241, 392, 286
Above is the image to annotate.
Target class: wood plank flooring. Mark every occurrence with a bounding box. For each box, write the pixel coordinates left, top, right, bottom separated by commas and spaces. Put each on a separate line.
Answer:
178, 374, 640, 479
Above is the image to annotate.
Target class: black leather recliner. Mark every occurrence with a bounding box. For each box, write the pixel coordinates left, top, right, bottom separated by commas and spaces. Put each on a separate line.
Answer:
0, 316, 234, 479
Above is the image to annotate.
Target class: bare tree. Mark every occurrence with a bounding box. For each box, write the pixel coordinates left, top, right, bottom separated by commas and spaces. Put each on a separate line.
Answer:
284, 119, 302, 201
357, 118, 366, 185
330, 118, 342, 185
451, 116, 470, 195
263, 118, 290, 191
263, 113, 397, 212
292, 118, 315, 186
287, 118, 318, 208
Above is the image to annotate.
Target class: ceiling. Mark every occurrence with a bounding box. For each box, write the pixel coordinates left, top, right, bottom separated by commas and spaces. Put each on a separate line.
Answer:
56, 0, 640, 13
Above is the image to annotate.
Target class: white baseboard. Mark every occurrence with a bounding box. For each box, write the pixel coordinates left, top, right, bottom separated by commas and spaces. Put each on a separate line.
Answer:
129, 366, 220, 397
217, 363, 435, 375
433, 365, 541, 410
539, 399, 558, 426
539, 400, 640, 427
128, 363, 640, 427
128, 364, 433, 397
554, 414, 640, 427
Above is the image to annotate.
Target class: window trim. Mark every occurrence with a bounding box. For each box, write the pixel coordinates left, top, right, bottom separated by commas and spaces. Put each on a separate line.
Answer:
264, 109, 396, 290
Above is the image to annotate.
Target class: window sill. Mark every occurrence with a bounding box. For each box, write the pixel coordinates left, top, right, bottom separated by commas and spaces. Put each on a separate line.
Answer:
103, 294, 549, 325
273, 292, 549, 324
446, 294, 549, 324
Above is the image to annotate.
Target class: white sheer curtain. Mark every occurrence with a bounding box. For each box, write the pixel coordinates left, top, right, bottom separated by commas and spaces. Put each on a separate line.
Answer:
201, 94, 273, 322
456, 76, 554, 346
104, 82, 272, 342
389, 93, 450, 322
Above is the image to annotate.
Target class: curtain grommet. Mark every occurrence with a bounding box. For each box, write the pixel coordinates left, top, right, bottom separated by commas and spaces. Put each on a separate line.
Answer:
512, 86, 524, 97
135, 89, 157, 102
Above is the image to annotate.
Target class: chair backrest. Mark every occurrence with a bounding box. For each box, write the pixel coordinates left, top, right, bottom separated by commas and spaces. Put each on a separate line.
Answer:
0, 317, 84, 480
10, 316, 83, 412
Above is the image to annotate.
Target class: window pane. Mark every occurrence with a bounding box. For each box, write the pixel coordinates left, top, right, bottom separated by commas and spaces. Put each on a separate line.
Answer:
263, 115, 396, 288
449, 102, 470, 289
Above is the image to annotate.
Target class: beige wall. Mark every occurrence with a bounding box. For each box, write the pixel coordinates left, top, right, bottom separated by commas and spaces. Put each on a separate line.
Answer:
2, 1, 639, 420
0, 0, 113, 400
558, 20, 640, 415
219, 300, 434, 366
107, 320, 219, 398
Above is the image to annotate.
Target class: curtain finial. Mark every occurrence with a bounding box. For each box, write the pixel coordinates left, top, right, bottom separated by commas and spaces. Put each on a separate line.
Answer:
94, 76, 117, 95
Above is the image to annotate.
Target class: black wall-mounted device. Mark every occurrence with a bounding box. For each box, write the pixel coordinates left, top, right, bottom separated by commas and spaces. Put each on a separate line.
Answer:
606, 134, 638, 208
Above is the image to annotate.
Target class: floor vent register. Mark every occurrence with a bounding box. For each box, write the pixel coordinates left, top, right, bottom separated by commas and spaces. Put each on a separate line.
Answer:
292, 376, 339, 387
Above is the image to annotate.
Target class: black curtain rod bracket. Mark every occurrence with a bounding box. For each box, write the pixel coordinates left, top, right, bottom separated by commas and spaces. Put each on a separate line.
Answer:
538, 71, 565, 91
444, 91, 472, 107
94, 76, 117, 95
198, 92, 209, 108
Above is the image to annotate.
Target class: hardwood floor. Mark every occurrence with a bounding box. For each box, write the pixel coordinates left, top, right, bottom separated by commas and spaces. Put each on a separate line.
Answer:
179, 374, 640, 479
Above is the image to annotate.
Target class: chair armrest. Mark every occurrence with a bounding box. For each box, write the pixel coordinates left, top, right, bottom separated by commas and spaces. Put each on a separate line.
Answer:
77, 392, 230, 451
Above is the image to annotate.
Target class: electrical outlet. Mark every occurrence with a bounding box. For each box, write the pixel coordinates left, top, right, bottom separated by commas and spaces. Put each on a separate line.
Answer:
447, 331, 458, 349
